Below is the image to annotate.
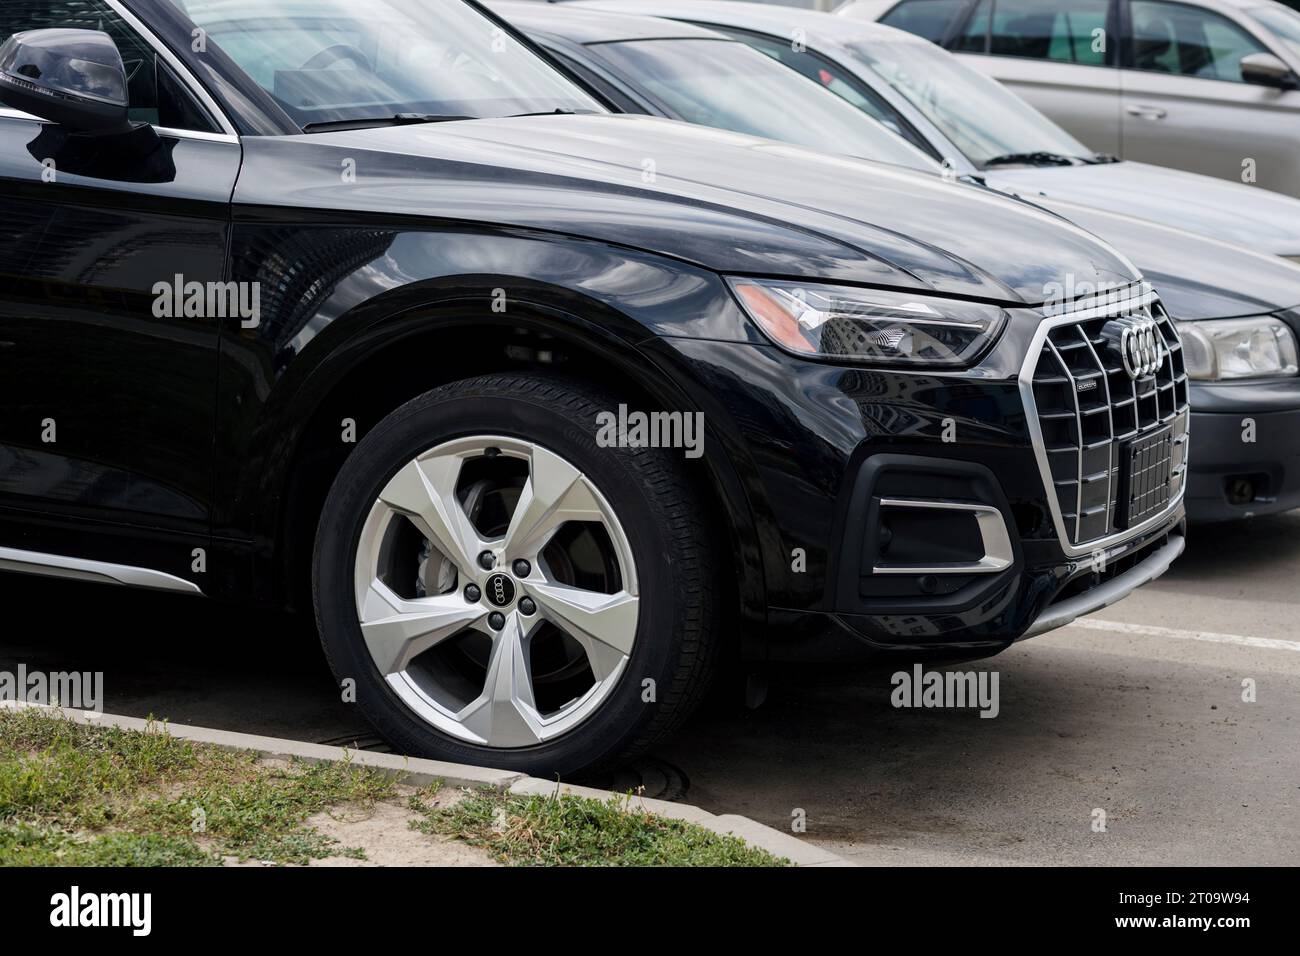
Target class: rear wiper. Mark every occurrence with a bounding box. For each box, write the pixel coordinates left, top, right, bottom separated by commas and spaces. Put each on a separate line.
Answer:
982, 151, 1077, 168
301, 113, 475, 133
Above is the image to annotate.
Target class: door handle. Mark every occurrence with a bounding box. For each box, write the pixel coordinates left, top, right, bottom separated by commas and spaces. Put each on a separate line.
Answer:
1125, 104, 1168, 120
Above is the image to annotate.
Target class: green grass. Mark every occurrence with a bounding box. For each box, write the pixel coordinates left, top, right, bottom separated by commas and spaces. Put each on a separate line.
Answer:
0, 822, 220, 866
0, 708, 396, 866
1, 708, 788, 867
411, 787, 789, 867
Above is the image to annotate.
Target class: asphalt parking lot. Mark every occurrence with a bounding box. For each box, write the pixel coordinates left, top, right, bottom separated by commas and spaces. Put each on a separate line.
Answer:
2, 512, 1297, 866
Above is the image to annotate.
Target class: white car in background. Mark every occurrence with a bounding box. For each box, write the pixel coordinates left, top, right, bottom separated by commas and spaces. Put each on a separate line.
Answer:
838, 0, 1300, 198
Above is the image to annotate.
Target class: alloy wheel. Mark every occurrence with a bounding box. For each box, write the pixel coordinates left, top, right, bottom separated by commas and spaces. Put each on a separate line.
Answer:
352, 435, 639, 748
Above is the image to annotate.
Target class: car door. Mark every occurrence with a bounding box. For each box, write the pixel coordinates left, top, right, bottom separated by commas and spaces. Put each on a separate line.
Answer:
0, 0, 239, 582
1119, 0, 1300, 193
943, 0, 1124, 156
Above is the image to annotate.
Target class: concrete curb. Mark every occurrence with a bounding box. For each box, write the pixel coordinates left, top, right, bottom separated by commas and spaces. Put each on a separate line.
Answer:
1, 701, 853, 867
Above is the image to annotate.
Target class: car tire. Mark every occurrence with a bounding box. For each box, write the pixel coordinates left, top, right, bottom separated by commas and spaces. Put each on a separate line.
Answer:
312, 372, 718, 777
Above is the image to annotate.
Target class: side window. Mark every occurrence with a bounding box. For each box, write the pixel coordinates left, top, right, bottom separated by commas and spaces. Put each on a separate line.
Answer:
953, 0, 991, 52
880, 0, 972, 45
1130, 0, 1267, 82
989, 0, 1113, 65
0, 0, 218, 131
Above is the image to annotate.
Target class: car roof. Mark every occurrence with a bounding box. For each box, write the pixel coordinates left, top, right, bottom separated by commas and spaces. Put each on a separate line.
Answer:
486, 1, 727, 44
567, 0, 929, 51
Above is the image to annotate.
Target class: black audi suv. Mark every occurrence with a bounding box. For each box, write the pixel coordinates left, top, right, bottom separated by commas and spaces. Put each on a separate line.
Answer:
0, 0, 1187, 774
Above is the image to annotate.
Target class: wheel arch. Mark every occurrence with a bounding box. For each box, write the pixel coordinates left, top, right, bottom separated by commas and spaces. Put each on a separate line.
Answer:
248, 290, 767, 648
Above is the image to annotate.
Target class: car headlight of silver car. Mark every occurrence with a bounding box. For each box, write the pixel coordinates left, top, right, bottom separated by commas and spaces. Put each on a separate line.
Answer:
728, 278, 1006, 367
1178, 315, 1299, 381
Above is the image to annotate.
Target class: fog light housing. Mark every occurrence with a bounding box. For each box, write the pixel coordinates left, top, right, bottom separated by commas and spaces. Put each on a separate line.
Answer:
873, 498, 1013, 575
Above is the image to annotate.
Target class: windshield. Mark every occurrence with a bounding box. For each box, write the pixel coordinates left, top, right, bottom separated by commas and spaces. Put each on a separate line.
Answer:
165, 0, 601, 128
1246, 5, 1300, 59
589, 38, 938, 171
846, 38, 1095, 168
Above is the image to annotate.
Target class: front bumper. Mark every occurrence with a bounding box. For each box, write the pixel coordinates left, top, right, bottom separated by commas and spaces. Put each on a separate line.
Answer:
1019, 532, 1183, 639
1186, 380, 1300, 522
643, 294, 1187, 660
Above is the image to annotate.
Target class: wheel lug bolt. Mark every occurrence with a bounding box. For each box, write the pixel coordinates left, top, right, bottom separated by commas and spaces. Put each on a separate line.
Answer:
487, 611, 506, 631
512, 559, 531, 578
477, 551, 496, 570
519, 597, 536, 616
464, 583, 481, 603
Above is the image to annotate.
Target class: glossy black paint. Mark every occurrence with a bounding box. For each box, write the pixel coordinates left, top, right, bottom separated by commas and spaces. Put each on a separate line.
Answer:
232, 116, 1138, 303
0, 110, 237, 582
513, 0, 1300, 528
0, 0, 1186, 662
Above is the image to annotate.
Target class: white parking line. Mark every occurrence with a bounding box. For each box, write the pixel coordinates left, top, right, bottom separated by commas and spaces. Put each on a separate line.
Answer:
1072, 617, 1300, 653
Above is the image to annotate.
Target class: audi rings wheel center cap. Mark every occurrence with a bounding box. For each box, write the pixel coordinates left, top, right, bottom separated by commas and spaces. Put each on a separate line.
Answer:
484, 572, 516, 608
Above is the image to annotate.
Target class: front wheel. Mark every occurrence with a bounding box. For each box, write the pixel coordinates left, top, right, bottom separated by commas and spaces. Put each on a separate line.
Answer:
312, 374, 718, 776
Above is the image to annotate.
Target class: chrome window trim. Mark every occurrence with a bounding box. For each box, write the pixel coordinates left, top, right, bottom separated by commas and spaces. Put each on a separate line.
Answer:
1020, 284, 1188, 559
0, 106, 236, 142
104, 0, 238, 136
0, 546, 203, 594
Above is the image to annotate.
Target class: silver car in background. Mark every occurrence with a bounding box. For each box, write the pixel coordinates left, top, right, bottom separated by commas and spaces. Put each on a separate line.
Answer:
583, 0, 1300, 259
839, 0, 1300, 197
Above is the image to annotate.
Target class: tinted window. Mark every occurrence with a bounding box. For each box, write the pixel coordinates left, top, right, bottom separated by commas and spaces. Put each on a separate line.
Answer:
953, 0, 991, 52
0, 0, 218, 129
881, 0, 970, 44
989, 0, 1112, 65
1131, 0, 1268, 81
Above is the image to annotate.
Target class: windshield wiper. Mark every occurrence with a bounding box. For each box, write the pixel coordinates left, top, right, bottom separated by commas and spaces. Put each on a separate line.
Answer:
301, 113, 475, 133
504, 108, 599, 118
1085, 152, 1121, 164
982, 151, 1078, 168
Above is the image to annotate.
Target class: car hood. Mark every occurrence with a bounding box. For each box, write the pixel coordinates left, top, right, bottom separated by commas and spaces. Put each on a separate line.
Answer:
235, 114, 1139, 305
986, 161, 1300, 258
1029, 196, 1300, 320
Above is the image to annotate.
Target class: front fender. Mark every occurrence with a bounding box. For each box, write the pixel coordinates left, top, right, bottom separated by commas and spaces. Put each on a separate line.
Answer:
213, 222, 769, 636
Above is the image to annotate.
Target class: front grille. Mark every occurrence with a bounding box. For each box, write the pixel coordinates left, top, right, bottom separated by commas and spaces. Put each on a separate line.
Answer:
1029, 295, 1189, 547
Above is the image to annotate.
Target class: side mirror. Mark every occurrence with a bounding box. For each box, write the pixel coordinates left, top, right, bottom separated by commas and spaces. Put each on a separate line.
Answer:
1241, 51, 1298, 90
0, 28, 130, 133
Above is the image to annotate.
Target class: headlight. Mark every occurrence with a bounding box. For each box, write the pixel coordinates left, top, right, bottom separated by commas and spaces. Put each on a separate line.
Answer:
1178, 316, 1299, 381
728, 278, 1006, 367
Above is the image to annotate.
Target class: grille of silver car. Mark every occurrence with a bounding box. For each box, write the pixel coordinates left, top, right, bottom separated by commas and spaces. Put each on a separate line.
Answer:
1029, 296, 1189, 547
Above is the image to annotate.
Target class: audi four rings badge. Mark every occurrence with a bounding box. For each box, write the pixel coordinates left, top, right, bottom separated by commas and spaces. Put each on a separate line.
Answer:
1101, 315, 1165, 379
